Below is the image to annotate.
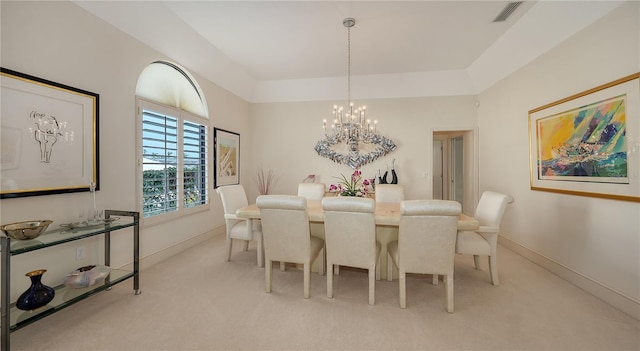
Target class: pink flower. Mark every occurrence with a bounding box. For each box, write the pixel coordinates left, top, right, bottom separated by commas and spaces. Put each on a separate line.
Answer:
329, 168, 372, 197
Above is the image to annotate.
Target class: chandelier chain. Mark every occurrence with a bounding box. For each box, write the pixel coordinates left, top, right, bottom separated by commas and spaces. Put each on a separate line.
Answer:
347, 25, 351, 105
315, 17, 397, 169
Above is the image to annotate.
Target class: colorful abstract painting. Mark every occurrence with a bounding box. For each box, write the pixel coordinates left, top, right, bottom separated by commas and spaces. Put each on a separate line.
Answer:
536, 94, 628, 184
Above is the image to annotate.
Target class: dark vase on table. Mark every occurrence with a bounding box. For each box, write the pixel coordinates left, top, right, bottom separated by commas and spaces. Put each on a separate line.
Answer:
16, 269, 55, 311
391, 159, 398, 184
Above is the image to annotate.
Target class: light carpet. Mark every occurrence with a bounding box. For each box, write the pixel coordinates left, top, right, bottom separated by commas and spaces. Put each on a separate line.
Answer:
10, 234, 640, 351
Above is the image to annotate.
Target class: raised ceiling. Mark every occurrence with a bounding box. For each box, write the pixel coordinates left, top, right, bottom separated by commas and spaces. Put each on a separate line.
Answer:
74, 1, 625, 102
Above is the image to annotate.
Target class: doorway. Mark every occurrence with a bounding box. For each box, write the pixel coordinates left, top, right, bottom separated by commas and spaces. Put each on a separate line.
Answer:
432, 130, 475, 214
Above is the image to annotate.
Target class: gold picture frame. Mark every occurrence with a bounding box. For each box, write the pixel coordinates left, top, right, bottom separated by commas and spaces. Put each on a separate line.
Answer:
528, 73, 639, 202
1, 68, 99, 199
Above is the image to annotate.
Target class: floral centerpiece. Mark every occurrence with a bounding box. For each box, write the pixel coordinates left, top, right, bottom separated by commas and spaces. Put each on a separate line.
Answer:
329, 169, 373, 197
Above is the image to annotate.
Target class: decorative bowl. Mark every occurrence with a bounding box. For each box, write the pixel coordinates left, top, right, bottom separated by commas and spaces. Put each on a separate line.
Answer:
62, 265, 111, 289
0, 220, 53, 240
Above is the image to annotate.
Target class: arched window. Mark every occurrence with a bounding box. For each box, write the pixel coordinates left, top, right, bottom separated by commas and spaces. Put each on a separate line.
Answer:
136, 61, 208, 118
136, 61, 209, 220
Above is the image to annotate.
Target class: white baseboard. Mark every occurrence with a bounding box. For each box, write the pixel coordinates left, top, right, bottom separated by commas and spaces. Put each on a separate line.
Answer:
499, 236, 640, 320
118, 226, 225, 272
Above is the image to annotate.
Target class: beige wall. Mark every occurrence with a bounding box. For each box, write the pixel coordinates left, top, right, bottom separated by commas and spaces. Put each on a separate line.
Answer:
0, 0, 638, 318
0, 1, 251, 298
478, 1, 640, 317
247, 2, 640, 318
247, 97, 478, 206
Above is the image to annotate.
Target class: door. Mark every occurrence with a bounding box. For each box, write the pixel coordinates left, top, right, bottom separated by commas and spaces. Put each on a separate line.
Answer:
450, 136, 464, 204
433, 140, 443, 199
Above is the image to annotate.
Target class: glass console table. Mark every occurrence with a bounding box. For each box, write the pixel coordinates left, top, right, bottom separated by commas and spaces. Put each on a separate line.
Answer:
0, 210, 140, 351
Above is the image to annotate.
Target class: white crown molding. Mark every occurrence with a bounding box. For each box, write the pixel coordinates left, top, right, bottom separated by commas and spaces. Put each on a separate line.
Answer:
75, 0, 626, 103
250, 1, 625, 103
251, 70, 476, 103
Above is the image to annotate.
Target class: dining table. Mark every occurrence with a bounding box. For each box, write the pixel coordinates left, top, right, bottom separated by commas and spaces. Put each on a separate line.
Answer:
236, 200, 479, 280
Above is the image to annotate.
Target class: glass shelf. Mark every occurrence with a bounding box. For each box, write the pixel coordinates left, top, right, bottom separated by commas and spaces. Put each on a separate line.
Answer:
1, 209, 140, 351
5, 217, 136, 255
8, 268, 134, 332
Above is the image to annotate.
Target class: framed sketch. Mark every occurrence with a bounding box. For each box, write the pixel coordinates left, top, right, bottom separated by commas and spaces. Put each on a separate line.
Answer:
213, 127, 239, 188
1, 68, 99, 199
528, 73, 639, 202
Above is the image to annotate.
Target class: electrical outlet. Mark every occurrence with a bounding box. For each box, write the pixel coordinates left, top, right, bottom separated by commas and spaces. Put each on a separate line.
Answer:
76, 246, 85, 260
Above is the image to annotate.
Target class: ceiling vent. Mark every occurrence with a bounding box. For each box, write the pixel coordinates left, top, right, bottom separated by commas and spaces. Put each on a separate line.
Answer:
493, 1, 524, 22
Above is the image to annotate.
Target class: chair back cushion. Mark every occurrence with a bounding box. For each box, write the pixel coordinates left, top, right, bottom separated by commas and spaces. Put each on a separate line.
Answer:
216, 185, 249, 215
322, 197, 376, 269
257, 195, 311, 263
474, 191, 513, 227
374, 184, 405, 202
297, 183, 326, 200
399, 200, 461, 274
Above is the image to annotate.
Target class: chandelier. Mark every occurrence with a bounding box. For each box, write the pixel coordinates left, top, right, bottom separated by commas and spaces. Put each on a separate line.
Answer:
314, 17, 396, 169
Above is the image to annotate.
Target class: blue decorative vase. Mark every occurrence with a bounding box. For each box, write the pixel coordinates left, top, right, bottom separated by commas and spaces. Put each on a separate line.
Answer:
16, 269, 55, 311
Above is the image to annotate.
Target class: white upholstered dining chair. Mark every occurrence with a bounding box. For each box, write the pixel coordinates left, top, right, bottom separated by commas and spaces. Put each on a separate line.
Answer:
374, 184, 405, 202
256, 195, 325, 298
297, 182, 326, 200
387, 200, 461, 312
216, 185, 264, 267
296, 182, 327, 271
455, 190, 514, 285
322, 196, 381, 305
